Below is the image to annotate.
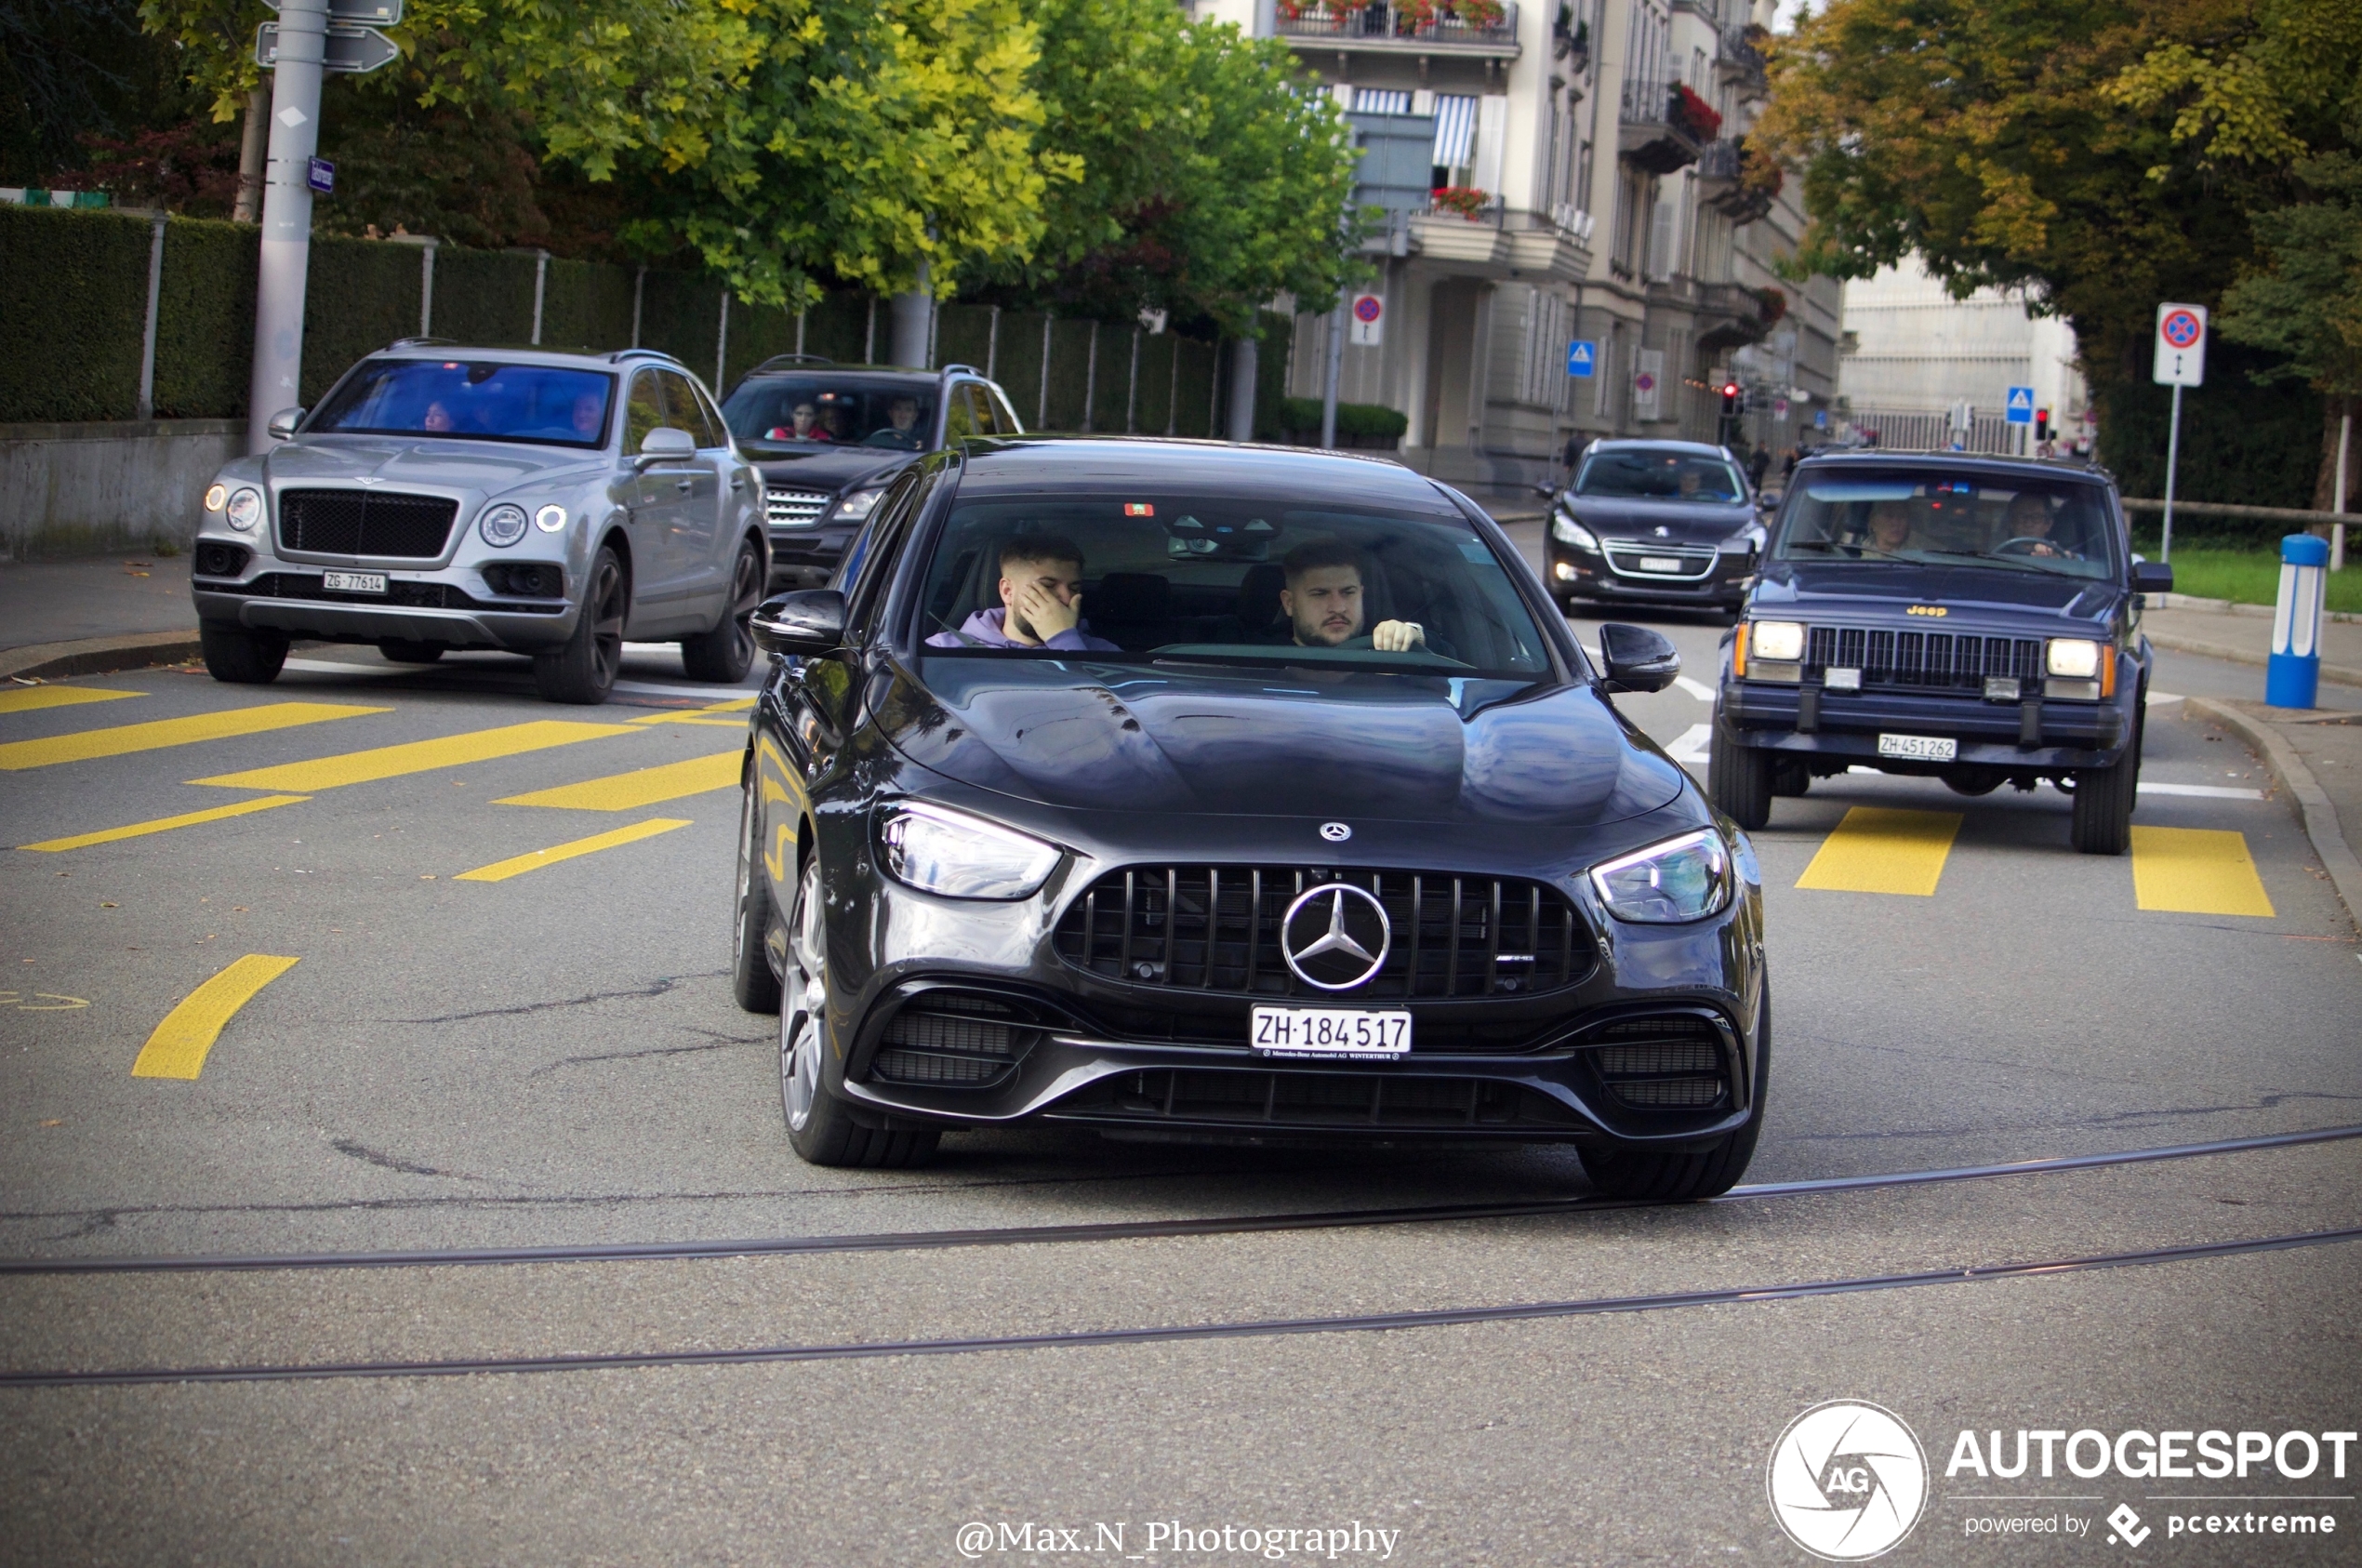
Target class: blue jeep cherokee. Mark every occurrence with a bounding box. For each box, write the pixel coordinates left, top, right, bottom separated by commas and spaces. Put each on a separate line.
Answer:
1709, 450, 2172, 854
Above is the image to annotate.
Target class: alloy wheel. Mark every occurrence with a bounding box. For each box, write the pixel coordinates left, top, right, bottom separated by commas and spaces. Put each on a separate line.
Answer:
779, 858, 826, 1134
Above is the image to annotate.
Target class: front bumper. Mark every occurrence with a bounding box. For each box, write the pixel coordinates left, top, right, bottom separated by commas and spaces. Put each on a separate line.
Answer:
768, 523, 857, 589
1549, 543, 1753, 606
1718, 678, 2131, 771
192, 565, 579, 651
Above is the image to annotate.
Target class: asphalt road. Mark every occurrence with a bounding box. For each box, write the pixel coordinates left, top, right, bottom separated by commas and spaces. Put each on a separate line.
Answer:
2, 565, 2357, 1564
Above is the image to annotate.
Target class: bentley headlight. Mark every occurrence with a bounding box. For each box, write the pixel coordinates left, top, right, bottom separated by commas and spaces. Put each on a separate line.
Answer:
832, 486, 887, 524
534, 503, 568, 533
224, 487, 263, 533
1551, 511, 1600, 551
479, 503, 529, 547
879, 801, 1061, 900
1589, 829, 1732, 924
1749, 619, 1805, 662
204, 483, 228, 512
2046, 638, 2103, 678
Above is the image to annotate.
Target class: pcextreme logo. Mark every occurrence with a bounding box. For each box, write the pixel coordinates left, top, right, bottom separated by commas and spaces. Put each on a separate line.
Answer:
1768, 1401, 1931, 1561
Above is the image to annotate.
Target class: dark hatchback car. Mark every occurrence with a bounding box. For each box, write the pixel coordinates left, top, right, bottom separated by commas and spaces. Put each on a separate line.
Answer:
720, 358, 1026, 591
1546, 439, 1766, 614
1710, 450, 2171, 853
728, 438, 1771, 1200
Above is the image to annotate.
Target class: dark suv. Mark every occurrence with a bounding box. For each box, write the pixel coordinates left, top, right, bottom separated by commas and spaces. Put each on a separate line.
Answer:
720, 358, 1026, 591
1546, 439, 1766, 614
1709, 450, 2172, 854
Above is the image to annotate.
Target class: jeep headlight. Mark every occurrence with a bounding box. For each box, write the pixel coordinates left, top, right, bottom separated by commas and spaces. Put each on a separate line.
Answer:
2046, 638, 2103, 678
479, 503, 529, 547
1589, 829, 1732, 924
832, 486, 887, 524
879, 801, 1061, 900
1749, 619, 1805, 662
1551, 511, 1600, 551
224, 487, 263, 533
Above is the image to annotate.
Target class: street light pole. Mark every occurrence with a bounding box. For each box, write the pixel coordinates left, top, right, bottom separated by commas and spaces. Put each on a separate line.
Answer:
246, 0, 328, 454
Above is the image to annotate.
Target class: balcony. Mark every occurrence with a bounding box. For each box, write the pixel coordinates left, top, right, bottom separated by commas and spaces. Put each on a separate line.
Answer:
1618, 78, 1711, 174
1278, 1, 1522, 58
1696, 138, 1779, 222
1716, 23, 1769, 99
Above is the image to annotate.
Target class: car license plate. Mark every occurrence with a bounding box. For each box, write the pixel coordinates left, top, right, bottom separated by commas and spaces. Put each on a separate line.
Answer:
1638, 556, 1683, 573
323, 570, 388, 594
1878, 733, 1957, 762
1251, 1005, 1412, 1059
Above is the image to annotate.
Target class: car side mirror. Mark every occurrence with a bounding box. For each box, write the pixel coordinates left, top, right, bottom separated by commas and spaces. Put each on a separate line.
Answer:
2130, 560, 2174, 596
635, 426, 697, 469
750, 590, 847, 658
1532, 482, 1559, 499
1597, 622, 1681, 693
265, 406, 305, 441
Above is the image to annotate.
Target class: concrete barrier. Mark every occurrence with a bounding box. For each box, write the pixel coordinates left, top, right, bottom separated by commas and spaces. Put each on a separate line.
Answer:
0, 418, 244, 560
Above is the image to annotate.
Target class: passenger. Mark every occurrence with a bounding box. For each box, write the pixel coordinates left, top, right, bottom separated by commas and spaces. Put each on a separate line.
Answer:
1863, 498, 1915, 552
422, 401, 457, 433
927, 535, 1121, 652
1279, 540, 1427, 652
765, 402, 830, 442
2001, 491, 2077, 557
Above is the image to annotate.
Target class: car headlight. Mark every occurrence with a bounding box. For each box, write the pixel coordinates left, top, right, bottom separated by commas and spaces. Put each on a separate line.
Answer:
224, 487, 263, 533
204, 483, 228, 513
1551, 512, 1600, 551
1724, 523, 1766, 554
832, 486, 887, 524
879, 801, 1062, 900
1749, 619, 1805, 662
1588, 828, 1732, 924
479, 503, 529, 547
534, 503, 567, 533
2046, 638, 2103, 678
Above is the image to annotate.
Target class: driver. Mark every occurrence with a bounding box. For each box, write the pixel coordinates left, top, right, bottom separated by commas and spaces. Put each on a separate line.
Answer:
570, 392, 605, 442
927, 535, 1121, 651
2001, 491, 2077, 557
875, 394, 922, 448
1280, 541, 1427, 652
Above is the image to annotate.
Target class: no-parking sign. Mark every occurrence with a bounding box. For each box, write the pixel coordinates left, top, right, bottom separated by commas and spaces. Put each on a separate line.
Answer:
2154, 303, 2207, 387
1348, 292, 1384, 347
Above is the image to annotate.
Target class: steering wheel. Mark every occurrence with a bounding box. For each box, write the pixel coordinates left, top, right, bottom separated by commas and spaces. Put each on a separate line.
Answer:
1991, 536, 2076, 558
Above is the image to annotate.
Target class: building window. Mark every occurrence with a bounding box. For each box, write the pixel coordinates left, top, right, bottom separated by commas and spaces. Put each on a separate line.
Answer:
1352, 87, 1413, 115
1431, 94, 1479, 188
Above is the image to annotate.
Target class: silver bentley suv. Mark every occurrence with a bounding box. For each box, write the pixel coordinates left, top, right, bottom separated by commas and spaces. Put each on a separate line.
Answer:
188, 343, 769, 704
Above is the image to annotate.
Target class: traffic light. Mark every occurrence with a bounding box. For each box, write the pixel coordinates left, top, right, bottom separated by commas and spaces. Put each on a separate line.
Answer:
1719, 381, 1741, 418
2035, 408, 2050, 443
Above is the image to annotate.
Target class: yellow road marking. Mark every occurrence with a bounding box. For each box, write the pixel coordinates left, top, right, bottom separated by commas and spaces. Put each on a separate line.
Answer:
495, 750, 741, 812
626, 715, 749, 728
0, 685, 143, 716
2130, 826, 2276, 917
628, 698, 756, 726
191, 719, 633, 791
20, 794, 310, 852
455, 817, 693, 883
1796, 806, 1963, 897
0, 702, 384, 772
131, 954, 300, 1080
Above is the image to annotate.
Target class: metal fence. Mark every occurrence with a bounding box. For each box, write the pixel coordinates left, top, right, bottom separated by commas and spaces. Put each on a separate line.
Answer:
1841, 407, 2024, 455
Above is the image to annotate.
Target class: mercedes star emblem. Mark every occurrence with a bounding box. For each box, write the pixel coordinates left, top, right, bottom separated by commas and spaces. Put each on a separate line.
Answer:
1280, 883, 1392, 991
1319, 822, 1352, 843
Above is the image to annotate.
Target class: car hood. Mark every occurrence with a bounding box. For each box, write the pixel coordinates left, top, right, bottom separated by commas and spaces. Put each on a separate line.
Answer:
1562, 495, 1755, 545
876, 658, 1686, 828
1755, 560, 2127, 633
743, 444, 914, 494
265, 435, 608, 497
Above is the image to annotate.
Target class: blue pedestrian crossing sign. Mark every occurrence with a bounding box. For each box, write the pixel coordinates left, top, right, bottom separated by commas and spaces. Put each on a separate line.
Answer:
2004, 386, 2036, 424
1567, 339, 1598, 379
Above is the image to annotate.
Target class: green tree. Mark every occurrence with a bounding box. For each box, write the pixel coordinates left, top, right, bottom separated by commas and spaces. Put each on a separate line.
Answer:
2217, 155, 2362, 507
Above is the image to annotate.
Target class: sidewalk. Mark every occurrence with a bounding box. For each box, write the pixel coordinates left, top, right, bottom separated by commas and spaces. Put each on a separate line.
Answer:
0, 553, 200, 678
2145, 601, 2362, 690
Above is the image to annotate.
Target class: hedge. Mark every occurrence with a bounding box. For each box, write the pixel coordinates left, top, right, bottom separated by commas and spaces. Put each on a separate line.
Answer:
2095, 339, 2323, 511
0, 204, 152, 421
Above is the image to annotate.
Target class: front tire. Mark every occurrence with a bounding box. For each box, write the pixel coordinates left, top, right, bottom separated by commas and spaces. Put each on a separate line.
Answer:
778, 857, 940, 1169
2071, 715, 2142, 856
1708, 718, 1772, 831
731, 784, 783, 1014
199, 621, 288, 684
1579, 988, 1769, 1202
533, 546, 625, 705
681, 538, 763, 684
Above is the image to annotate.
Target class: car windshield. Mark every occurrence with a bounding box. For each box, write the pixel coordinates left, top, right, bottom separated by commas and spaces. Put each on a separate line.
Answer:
309, 360, 615, 448
1576, 449, 1745, 502
1772, 469, 2121, 578
914, 495, 1554, 678
723, 376, 936, 452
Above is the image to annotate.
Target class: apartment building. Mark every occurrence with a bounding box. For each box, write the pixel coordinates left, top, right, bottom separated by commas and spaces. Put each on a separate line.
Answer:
1195, 0, 1840, 485
1837, 259, 2090, 455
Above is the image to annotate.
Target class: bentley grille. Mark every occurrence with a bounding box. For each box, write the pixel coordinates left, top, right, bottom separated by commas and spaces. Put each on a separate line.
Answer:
277, 489, 458, 559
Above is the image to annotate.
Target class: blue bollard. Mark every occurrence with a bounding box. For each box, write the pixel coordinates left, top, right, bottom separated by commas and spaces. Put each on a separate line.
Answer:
2266, 533, 2329, 710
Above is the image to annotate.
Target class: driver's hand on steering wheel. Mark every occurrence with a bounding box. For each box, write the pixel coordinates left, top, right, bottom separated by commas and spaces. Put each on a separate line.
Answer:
1372, 619, 1426, 653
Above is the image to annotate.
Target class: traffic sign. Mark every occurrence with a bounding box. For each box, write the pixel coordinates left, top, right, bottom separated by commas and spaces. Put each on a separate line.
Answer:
1634, 371, 1655, 393
259, 0, 403, 22
1567, 339, 1597, 379
2004, 386, 2035, 424
306, 156, 335, 194
2154, 302, 2207, 386
256, 21, 401, 73
1348, 292, 1383, 347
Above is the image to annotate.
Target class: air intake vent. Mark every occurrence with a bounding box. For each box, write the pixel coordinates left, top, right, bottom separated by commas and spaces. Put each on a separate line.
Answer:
278, 489, 459, 559
866, 993, 1038, 1089
1585, 1017, 1731, 1110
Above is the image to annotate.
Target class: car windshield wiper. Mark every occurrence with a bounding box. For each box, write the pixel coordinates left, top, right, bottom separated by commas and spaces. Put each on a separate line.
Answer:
1920, 548, 2080, 575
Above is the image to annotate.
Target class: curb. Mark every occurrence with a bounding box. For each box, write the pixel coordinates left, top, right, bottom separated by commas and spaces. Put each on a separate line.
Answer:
2144, 630, 2362, 691
2184, 696, 2362, 935
2151, 591, 2362, 625
0, 631, 204, 682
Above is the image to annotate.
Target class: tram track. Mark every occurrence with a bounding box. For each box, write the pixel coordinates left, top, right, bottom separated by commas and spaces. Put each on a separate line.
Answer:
3, 1123, 2354, 1279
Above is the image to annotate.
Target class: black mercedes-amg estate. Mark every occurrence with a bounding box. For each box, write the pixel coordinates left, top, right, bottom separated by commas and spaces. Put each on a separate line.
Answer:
729, 438, 1770, 1199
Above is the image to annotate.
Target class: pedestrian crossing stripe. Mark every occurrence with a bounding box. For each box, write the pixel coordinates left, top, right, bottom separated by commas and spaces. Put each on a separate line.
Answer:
190, 719, 634, 792
0, 684, 143, 717
1795, 806, 1963, 896
455, 817, 693, 883
19, 794, 310, 853
0, 702, 387, 772
495, 750, 742, 812
2130, 826, 2275, 917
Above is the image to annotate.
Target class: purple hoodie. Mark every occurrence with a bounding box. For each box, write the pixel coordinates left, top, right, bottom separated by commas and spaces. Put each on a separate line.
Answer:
926, 606, 1121, 653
